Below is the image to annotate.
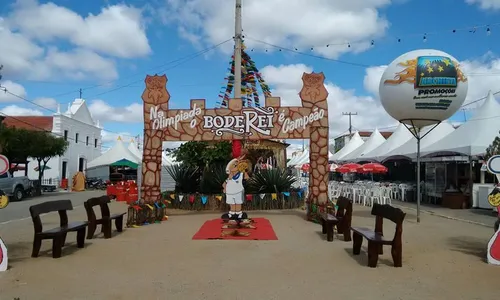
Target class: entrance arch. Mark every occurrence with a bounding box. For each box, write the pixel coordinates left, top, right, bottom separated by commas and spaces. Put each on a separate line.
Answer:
140, 72, 330, 216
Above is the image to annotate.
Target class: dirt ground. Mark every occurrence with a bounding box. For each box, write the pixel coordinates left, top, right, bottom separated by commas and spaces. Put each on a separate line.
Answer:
0, 201, 498, 300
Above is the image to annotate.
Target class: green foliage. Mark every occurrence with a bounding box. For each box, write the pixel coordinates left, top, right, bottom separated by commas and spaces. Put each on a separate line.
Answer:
247, 168, 297, 194
0, 126, 35, 166
172, 141, 231, 169
29, 131, 68, 182
0, 126, 68, 178
165, 164, 199, 193
485, 131, 500, 161
200, 164, 227, 194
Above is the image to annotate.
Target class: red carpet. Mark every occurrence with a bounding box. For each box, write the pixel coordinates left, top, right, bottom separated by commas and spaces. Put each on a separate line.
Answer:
192, 218, 278, 240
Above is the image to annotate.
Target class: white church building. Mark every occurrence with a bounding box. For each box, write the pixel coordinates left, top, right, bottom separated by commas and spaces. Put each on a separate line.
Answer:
7, 99, 102, 185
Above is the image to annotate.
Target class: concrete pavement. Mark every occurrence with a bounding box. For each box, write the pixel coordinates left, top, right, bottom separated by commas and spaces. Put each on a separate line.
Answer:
392, 199, 498, 227
0, 190, 106, 224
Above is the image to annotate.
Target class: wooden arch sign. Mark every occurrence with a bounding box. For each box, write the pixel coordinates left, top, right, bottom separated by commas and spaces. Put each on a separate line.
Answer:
140, 72, 330, 209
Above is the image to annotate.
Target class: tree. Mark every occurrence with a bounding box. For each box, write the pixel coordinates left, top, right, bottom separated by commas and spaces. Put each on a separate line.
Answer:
0, 126, 36, 174
485, 131, 500, 162
172, 141, 232, 169
29, 131, 68, 192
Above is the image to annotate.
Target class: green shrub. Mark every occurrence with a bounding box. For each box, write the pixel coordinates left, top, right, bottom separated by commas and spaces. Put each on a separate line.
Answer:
165, 164, 199, 193
247, 168, 296, 194
200, 164, 228, 194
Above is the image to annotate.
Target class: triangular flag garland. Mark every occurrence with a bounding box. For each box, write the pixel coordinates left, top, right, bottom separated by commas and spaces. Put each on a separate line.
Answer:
271, 193, 277, 200
178, 195, 184, 202
282, 192, 290, 197
189, 195, 195, 204
201, 195, 208, 205
170, 194, 175, 200
215, 195, 223, 201
245, 194, 253, 201
259, 194, 265, 200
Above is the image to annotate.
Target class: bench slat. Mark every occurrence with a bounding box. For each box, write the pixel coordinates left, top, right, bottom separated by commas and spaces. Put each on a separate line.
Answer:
109, 212, 126, 219
351, 227, 392, 245
39, 221, 88, 235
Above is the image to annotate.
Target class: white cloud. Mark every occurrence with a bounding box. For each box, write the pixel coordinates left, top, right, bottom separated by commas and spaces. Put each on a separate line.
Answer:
260, 63, 397, 138
0, 80, 27, 102
466, 0, 500, 9
88, 99, 143, 123
1, 105, 43, 116
0, 0, 151, 81
362, 53, 500, 108
33, 97, 58, 109
159, 0, 391, 58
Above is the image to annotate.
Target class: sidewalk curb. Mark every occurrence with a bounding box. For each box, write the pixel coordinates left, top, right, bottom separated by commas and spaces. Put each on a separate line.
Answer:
392, 204, 491, 228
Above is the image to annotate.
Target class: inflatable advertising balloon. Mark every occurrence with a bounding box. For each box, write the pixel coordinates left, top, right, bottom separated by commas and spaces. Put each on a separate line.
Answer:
379, 49, 468, 128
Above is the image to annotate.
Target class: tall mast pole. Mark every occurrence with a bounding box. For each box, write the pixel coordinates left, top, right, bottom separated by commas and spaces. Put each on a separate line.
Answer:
234, 0, 243, 99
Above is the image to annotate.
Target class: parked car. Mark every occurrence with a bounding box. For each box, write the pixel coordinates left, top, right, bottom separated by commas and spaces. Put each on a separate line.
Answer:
0, 172, 31, 201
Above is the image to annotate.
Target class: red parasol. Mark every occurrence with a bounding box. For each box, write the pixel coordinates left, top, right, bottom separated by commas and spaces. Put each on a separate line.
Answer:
358, 162, 388, 174
337, 163, 362, 173
301, 163, 310, 172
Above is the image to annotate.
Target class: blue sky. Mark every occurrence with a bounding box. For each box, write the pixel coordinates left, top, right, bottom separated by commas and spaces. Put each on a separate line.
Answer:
1, 0, 500, 151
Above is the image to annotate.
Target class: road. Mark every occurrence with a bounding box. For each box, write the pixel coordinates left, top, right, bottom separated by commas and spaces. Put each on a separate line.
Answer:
0, 190, 106, 224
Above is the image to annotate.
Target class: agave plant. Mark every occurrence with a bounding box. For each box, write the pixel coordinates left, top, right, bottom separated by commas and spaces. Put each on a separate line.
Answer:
247, 168, 297, 194
200, 164, 228, 194
165, 164, 199, 193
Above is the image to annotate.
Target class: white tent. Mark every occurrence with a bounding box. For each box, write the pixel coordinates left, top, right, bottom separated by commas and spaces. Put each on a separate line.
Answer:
293, 151, 310, 166
328, 151, 334, 161
128, 140, 142, 160
380, 122, 455, 161
340, 129, 386, 162
330, 131, 364, 161
421, 91, 500, 157
162, 152, 179, 166
288, 150, 309, 166
87, 137, 139, 169
360, 123, 414, 162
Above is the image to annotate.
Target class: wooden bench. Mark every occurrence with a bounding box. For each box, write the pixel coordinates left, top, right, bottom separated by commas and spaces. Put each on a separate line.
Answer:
84, 195, 126, 239
29, 200, 88, 258
320, 196, 352, 242
350, 203, 406, 268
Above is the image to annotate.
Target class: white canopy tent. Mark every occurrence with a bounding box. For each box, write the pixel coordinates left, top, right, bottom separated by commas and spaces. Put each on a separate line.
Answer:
128, 140, 143, 160
287, 150, 309, 167
380, 122, 455, 162
293, 151, 310, 167
86, 137, 140, 180
287, 152, 302, 166
360, 123, 414, 162
421, 91, 500, 157
328, 151, 334, 161
340, 129, 386, 162
330, 131, 364, 161
87, 138, 139, 169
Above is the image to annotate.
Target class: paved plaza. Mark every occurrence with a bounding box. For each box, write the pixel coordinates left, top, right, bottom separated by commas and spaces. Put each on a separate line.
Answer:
0, 192, 498, 300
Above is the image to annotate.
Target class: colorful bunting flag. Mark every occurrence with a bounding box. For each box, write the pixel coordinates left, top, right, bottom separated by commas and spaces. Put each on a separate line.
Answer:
179, 195, 184, 202
170, 194, 175, 200
189, 195, 195, 204
271, 193, 277, 200
246, 194, 253, 201
201, 195, 208, 204
259, 194, 265, 199
215, 195, 223, 201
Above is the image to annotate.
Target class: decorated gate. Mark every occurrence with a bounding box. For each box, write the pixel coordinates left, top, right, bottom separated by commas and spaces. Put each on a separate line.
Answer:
140, 72, 330, 216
